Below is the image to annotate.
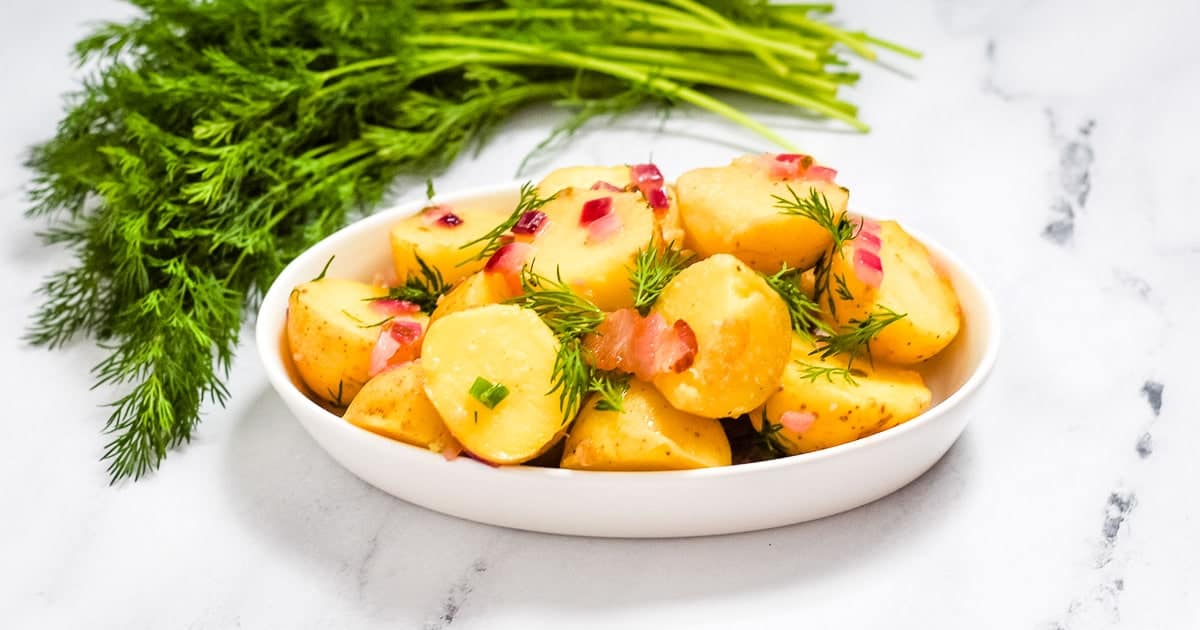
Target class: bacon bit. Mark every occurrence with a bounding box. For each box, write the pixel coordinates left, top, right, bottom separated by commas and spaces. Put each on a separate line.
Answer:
780, 411, 816, 434
805, 165, 838, 182
512, 210, 548, 236
580, 196, 614, 225
368, 320, 424, 377
591, 180, 623, 192
858, 217, 882, 236
371, 298, 420, 316
645, 187, 670, 214
775, 153, 814, 168
421, 204, 462, 228
586, 211, 623, 244
630, 163, 664, 189
583, 309, 698, 380
485, 241, 534, 293
853, 248, 884, 288
856, 229, 882, 250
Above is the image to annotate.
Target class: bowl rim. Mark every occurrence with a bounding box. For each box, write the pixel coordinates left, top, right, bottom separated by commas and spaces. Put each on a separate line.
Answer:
255, 180, 1000, 481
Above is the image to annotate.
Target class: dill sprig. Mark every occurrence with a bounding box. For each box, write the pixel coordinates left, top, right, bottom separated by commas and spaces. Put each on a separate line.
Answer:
812, 306, 906, 365
458, 183, 557, 265
629, 242, 694, 315
794, 361, 859, 386
590, 372, 630, 412
753, 409, 792, 458
774, 186, 860, 313
374, 254, 449, 313
24, 0, 916, 480
509, 268, 609, 422
761, 265, 830, 341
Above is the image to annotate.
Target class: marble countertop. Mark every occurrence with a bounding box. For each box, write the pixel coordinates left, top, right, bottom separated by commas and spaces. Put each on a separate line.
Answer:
3, 1, 1198, 628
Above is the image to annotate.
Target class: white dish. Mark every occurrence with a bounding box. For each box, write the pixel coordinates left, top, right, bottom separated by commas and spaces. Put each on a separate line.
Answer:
255, 182, 999, 538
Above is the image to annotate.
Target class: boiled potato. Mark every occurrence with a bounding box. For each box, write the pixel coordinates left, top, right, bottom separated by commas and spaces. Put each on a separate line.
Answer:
651, 254, 791, 418
287, 278, 427, 405
390, 201, 510, 286
822, 220, 961, 364
429, 270, 514, 324
421, 304, 565, 464
561, 381, 731, 470
753, 335, 932, 453
529, 187, 656, 311
343, 361, 459, 453
675, 154, 849, 273
536, 165, 686, 249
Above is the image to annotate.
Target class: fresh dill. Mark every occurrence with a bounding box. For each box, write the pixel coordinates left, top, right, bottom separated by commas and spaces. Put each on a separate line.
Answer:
372, 253, 449, 313
458, 183, 557, 265
469, 377, 510, 409
753, 409, 792, 459
774, 186, 860, 313
761, 265, 830, 341
327, 380, 346, 408
590, 372, 629, 412
629, 242, 693, 315
794, 361, 859, 386
833, 272, 854, 302
346, 312, 393, 329
425, 178, 436, 201
812, 306, 906, 364
312, 256, 335, 282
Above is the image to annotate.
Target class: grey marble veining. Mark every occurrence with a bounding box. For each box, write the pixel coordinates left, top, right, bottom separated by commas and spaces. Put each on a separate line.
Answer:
2, 1, 1198, 628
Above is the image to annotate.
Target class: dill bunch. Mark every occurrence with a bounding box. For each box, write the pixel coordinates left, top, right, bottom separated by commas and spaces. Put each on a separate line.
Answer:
24, 0, 916, 481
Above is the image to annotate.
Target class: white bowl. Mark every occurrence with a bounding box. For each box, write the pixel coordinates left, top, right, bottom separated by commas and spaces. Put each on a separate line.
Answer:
256, 182, 999, 538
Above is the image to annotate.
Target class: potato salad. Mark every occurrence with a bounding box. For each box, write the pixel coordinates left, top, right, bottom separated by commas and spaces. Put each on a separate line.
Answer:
285, 154, 963, 471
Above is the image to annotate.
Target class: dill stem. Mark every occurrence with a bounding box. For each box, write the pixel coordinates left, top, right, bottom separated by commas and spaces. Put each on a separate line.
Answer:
661, 0, 789, 76
770, 10, 877, 60
583, 45, 840, 94
410, 34, 798, 149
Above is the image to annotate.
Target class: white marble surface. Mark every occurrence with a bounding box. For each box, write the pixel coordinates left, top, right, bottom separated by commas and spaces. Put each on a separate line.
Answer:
3, 1, 1198, 628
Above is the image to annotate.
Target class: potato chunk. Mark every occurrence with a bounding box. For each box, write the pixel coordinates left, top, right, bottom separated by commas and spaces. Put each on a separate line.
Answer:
528, 187, 657, 311
287, 279, 427, 405
822, 220, 961, 364
753, 335, 932, 453
675, 154, 849, 272
343, 361, 459, 452
389, 201, 510, 286
420, 304, 565, 464
561, 381, 731, 471
651, 254, 791, 418
536, 165, 686, 249
429, 270, 514, 324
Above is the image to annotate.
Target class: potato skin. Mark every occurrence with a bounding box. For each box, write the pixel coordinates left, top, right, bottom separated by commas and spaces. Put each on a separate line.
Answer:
651, 253, 792, 418
420, 304, 565, 464
429, 270, 513, 324
561, 381, 731, 471
675, 155, 849, 273
343, 360, 459, 452
529, 187, 657, 311
823, 220, 961, 364
754, 335, 932, 453
287, 279, 427, 405
389, 201, 510, 286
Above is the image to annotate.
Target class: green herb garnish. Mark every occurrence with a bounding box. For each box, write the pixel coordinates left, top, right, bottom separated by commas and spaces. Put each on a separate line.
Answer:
773, 186, 860, 314
753, 409, 792, 459
312, 256, 335, 282
812, 306, 906, 366
761, 265, 830, 341
371, 253, 449, 313
629, 243, 693, 315
590, 372, 630, 412
794, 362, 859, 386
469, 377, 510, 410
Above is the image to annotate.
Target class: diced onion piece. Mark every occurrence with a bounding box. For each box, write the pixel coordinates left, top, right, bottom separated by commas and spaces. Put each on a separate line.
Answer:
590, 180, 623, 192
580, 196, 614, 225
421, 204, 462, 228
805, 165, 838, 182
856, 229, 882, 250
512, 210, 548, 236
367, 320, 424, 377
780, 410, 816, 433
630, 163, 664, 189
484, 241, 535, 293
645, 187, 670, 213
853, 248, 884, 288
371, 298, 420, 316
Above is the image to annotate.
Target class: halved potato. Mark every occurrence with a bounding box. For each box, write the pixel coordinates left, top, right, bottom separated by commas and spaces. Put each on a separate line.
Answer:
343, 361, 459, 453
528, 187, 657, 311
389, 201, 510, 286
753, 335, 932, 454
651, 253, 792, 418
429, 270, 514, 324
420, 304, 565, 464
287, 278, 427, 405
675, 154, 849, 273
561, 381, 731, 471
536, 165, 686, 250
822, 220, 961, 364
